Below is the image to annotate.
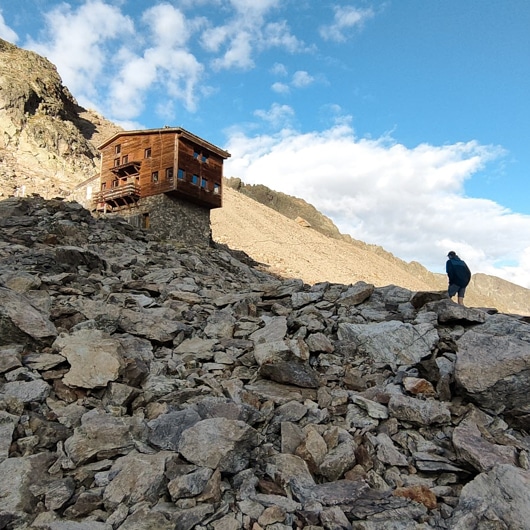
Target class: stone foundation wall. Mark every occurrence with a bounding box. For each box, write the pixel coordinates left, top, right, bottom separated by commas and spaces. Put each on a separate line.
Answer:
103, 194, 212, 247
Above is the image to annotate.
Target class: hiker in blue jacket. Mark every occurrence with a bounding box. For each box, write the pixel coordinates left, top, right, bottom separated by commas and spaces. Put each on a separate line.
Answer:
446, 251, 472, 306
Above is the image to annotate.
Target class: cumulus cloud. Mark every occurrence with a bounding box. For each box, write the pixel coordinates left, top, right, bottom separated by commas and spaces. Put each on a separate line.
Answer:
210, 30, 255, 70
291, 70, 314, 88
224, 124, 530, 288
319, 5, 375, 42
271, 62, 288, 76
18, 0, 303, 121
23, 1, 207, 120
201, 0, 305, 70
271, 70, 316, 94
0, 11, 18, 42
108, 4, 204, 118
229, 0, 282, 18
141, 3, 195, 48
24, 0, 133, 109
254, 103, 295, 128
272, 82, 290, 94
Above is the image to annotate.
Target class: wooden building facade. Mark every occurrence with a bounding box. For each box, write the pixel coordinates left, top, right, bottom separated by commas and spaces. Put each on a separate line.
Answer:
93, 127, 230, 245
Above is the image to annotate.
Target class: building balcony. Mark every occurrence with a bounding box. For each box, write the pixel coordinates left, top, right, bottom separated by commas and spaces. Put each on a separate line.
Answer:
111, 161, 141, 176
94, 183, 141, 211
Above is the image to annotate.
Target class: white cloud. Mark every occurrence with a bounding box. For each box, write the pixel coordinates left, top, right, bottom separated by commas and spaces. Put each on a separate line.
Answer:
271, 70, 315, 94
272, 82, 290, 94
211, 30, 255, 70
24, 1, 207, 119
141, 4, 194, 48
24, 0, 133, 109
261, 21, 305, 53
107, 49, 159, 119
271, 62, 288, 76
319, 5, 375, 42
201, 0, 304, 71
229, 0, 282, 18
254, 103, 295, 128
0, 11, 18, 43
17, 0, 306, 123
109, 46, 203, 117
224, 123, 530, 288
291, 70, 314, 88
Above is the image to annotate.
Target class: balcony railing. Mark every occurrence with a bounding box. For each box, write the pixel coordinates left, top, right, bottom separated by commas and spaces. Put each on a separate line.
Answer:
94, 183, 141, 211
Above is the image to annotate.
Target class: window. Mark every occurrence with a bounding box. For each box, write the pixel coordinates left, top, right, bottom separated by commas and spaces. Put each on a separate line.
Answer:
114, 158, 120, 167
115, 144, 121, 154
200, 177, 208, 189
101, 182, 107, 190
166, 167, 174, 180
112, 179, 118, 187
194, 149, 209, 163
213, 183, 220, 194
177, 168, 185, 180
151, 171, 159, 183
122, 155, 128, 164
191, 174, 199, 185
144, 148, 152, 158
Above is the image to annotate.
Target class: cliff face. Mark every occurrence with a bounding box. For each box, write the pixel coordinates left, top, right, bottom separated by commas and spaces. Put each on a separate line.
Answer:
0, 38, 120, 199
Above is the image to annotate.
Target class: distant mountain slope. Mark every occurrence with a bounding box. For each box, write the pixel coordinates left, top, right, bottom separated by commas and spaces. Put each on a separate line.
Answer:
215, 181, 530, 316
0, 37, 529, 315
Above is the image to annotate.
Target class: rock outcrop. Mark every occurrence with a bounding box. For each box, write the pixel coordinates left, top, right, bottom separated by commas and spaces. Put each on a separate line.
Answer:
1, 195, 530, 529
0, 38, 120, 200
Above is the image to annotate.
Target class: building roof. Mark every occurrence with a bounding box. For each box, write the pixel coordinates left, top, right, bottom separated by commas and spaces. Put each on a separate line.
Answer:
97, 126, 231, 159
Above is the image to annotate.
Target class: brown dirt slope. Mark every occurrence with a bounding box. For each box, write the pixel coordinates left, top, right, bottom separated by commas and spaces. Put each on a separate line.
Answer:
212, 186, 530, 315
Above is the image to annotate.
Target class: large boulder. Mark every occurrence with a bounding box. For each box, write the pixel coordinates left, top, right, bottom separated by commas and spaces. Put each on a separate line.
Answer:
455, 323, 530, 428
450, 465, 530, 529
0, 286, 57, 346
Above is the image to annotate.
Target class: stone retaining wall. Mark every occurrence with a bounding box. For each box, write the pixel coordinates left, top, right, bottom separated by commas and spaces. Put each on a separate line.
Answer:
101, 194, 212, 246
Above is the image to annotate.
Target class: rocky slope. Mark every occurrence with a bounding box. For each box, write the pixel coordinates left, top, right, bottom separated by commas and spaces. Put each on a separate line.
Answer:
2, 195, 530, 529
0, 37, 529, 315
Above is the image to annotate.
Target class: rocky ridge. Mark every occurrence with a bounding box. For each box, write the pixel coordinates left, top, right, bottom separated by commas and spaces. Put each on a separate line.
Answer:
0, 38, 120, 199
2, 195, 530, 529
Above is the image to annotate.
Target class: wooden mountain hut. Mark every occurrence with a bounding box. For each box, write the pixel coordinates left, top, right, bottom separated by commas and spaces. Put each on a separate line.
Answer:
94, 127, 231, 245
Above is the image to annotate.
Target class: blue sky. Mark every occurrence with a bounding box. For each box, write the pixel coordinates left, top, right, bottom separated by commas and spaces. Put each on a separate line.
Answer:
2, 1, 530, 287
